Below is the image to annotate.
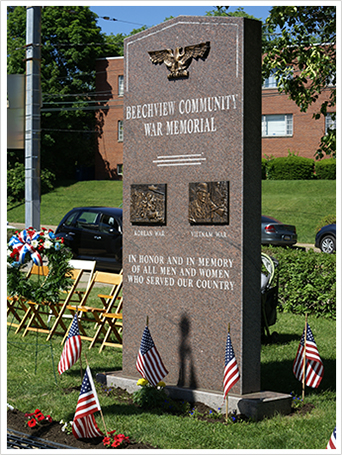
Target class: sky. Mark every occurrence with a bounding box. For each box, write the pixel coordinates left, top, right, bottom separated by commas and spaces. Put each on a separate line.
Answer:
89, 3, 272, 36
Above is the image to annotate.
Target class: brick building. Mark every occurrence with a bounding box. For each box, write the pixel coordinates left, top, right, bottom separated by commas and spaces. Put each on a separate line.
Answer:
95, 56, 335, 179
95, 56, 124, 180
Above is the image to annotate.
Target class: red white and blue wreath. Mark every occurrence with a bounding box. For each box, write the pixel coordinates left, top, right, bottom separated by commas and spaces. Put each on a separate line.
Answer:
7, 227, 73, 305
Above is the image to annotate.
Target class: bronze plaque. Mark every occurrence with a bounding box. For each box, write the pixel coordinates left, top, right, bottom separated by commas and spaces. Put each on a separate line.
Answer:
189, 181, 229, 225
130, 184, 166, 225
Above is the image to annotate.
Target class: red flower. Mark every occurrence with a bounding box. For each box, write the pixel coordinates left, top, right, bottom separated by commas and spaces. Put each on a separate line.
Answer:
103, 437, 111, 446
34, 409, 41, 414
27, 418, 37, 428
60, 238, 64, 244
36, 413, 45, 421
107, 430, 116, 435
45, 415, 52, 423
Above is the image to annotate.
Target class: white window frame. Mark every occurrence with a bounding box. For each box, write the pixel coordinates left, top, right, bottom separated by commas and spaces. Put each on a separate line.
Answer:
118, 120, 123, 142
262, 114, 293, 137
118, 75, 124, 96
263, 66, 293, 89
263, 70, 278, 89
325, 113, 336, 134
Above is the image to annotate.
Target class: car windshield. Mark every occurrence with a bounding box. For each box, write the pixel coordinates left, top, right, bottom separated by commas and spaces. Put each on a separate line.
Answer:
76, 211, 100, 229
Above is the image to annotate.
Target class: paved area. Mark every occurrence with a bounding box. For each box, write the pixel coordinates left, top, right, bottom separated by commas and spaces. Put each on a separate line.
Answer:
7, 222, 57, 232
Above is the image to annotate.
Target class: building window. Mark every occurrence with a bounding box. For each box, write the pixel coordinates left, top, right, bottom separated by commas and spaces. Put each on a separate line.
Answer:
325, 113, 336, 134
117, 164, 123, 176
326, 73, 336, 87
118, 120, 123, 141
262, 114, 293, 137
263, 69, 278, 89
118, 75, 124, 96
263, 67, 293, 89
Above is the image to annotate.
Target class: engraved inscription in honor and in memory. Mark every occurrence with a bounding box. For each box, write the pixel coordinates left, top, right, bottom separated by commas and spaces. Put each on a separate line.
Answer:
123, 17, 261, 394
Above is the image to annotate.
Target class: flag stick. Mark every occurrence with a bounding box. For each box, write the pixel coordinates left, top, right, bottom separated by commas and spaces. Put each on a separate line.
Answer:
84, 353, 108, 436
226, 323, 230, 422
76, 307, 83, 380
146, 315, 149, 327
302, 313, 308, 401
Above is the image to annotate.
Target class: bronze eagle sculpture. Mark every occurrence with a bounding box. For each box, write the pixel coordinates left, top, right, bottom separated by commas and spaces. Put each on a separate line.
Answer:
148, 41, 210, 79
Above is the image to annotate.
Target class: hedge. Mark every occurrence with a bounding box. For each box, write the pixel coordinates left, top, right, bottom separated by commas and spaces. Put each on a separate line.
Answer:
261, 158, 268, 180
267, 156, 315, 180
262, 246, 336, 319
315, 158, 336, 180
7, 162, 56, 205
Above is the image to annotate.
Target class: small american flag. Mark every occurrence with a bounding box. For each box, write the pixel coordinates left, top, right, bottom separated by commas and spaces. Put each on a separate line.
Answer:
223, 331, 240, 399
72, 366, 103, 439
293, 323, 324, 388
58, 314, 81, 375
327, 427, 336, 449
136, 326, 168, 386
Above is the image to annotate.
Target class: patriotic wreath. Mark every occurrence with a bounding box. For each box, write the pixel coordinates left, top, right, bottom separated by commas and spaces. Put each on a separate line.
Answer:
7, 227, 73, 305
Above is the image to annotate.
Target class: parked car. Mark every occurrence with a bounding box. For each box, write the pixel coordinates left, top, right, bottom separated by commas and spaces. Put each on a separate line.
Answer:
55, 207, 122, 271
261, 215, 297, 247
315, 223, 336, 253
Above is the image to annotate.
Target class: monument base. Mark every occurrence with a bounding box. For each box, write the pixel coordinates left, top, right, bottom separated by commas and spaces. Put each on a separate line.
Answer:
96, 371, 292, 421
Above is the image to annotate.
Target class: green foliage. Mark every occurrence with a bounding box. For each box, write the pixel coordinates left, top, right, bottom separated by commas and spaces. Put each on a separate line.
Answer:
7, 162, 56, 205
267, 156, 314, 180
315, 214, 336, 233
7, 6, 111, 180
132, 383, 168, 409
261, 158, 268, 180
263, 6, 336, 157
103, 26, 147, 56
314, 158, 336, 180
205, 6, 272, 50
262, 246, 336, 319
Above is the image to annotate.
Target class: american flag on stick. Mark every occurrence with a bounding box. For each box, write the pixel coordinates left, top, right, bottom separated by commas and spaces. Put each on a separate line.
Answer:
327, 427, 336, 450
223, 331, 240, 399
58, 314, 81, 375
327, 427, 336, 449
136, 325, 168, 386
72, 365, 104, 439
293, 323, 324, 388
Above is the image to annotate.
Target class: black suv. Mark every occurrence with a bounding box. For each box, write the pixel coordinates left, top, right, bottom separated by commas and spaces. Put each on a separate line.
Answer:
55, 207, 122, 271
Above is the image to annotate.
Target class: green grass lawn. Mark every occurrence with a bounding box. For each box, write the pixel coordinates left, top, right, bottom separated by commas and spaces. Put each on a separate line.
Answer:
7, 179, 335, 243
262, 180, 336, 243
7, 311, 336, 450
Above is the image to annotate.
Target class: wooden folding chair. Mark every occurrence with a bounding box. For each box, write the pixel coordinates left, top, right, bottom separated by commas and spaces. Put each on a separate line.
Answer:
45, 260, 96, 340
61, 271, 123, 346
7, 263, 36, 329
46, 259, 96, 321
7, 295, 30, 329
11, 265, 51, 335
98, 309, 123, 353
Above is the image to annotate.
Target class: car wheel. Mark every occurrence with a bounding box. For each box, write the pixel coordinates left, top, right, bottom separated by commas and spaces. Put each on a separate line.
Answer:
320, 235, 336, 253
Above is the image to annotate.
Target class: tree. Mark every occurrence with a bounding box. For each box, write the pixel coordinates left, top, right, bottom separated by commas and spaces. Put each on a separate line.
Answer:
205, 6, 273, 49
103, 26, 147, 57
7, 6, 120, 179
263, 6, 336, 158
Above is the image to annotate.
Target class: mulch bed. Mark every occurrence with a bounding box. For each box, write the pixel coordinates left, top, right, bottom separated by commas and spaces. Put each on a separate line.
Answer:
7, 387, 315, 449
